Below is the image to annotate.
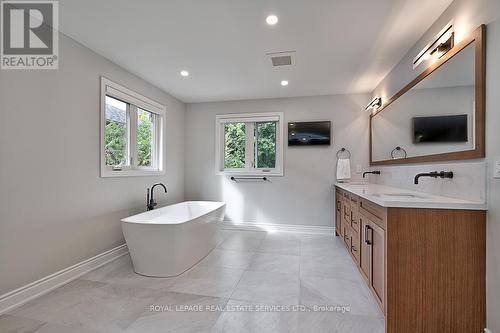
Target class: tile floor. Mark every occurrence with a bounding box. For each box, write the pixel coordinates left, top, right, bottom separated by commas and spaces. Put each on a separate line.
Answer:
0, 230, 385, 333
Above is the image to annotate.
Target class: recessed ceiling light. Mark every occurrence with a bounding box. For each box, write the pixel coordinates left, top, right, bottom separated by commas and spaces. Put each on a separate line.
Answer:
180, 70, 189, 77
266, 15, 278, 25
281, 80, 289, 86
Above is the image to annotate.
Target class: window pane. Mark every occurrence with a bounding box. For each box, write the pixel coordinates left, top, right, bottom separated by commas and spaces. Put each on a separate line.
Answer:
224, 123, 246, 168
255, 121, 276, 168
105, 96, 128, 166
137, 109, 155, 167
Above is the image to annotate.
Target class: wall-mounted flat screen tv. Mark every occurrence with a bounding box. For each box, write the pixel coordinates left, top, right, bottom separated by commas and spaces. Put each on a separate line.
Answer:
288, 121, 331, 146
413, 115, 468, 143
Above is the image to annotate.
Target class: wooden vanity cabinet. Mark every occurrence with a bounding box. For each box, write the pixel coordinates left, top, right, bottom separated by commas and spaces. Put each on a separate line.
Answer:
336, 189, 358, 261
334, 185, 486, 333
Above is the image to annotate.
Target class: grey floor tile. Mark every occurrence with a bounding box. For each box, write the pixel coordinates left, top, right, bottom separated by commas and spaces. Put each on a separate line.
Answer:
300, 275, 383, 318
164, 265, 245, 298
231, 270, 300, 305
5, 230, 385, 333
257, 238, 301, 256
211, 300, 299, 333
34, 322, 99, 333
80, 255, 177, 290
297, 311, 385, 333
198, 248, 256, 270
298, 233, 337, 244
0, 314, 46, 333
248, 252, 300, 275
217, 233, 265, 252
12, 280, 159, 333
300, 255, 363, 282
80, 255, 132, 283
300, 240, 349, 259
125, 292, 227, 333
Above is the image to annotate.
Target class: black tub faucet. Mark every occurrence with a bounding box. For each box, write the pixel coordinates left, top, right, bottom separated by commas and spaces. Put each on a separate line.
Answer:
414, 171, 453, 184
147, 183, 168, 211
363, 170, 381, 178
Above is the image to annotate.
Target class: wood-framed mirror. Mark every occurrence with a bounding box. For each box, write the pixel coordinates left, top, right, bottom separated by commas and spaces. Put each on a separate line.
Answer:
370, 24, 485, 166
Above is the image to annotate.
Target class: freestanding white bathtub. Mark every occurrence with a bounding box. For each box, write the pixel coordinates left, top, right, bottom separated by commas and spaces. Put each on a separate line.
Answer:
121, 201, 226, 277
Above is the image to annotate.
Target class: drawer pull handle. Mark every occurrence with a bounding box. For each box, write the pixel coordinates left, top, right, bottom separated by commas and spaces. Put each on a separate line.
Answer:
364, 225, 372, 245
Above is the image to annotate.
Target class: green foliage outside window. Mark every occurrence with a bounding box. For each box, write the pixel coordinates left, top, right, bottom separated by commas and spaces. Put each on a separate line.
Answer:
224, 121, 277, 169
224, 123, 246, 168
255, 122, 276, 168
105, 119, 127, 166
137, 110, 154, 166
105, 109, 155, 167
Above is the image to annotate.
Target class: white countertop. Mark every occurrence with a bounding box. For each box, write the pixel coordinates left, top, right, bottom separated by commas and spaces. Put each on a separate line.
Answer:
335, 182, 487, 210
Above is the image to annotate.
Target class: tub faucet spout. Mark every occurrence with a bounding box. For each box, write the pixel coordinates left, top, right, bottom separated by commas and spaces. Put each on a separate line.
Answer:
147, 183, 168, 210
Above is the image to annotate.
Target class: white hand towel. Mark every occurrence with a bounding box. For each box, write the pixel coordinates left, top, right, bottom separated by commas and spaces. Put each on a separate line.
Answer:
336, 158, 351, 181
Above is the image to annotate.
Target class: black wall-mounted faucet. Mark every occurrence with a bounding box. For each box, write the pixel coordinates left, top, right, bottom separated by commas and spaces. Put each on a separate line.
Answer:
147, 183, 168, 211
363, 171, 381, 178
414, 171, 453, 184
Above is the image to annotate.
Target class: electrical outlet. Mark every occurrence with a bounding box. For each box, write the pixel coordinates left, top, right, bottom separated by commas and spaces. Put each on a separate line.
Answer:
494, 158, 500, 179
356, 164, 362, 174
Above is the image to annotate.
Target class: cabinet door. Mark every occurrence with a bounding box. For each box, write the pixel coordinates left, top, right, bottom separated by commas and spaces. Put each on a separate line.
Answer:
359, 215, 371, 283
335, 197, 342, 236
369, 220, 385, 310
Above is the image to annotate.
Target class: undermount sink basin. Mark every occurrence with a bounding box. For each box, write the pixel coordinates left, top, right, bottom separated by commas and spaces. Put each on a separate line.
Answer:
372, 193, 428, 200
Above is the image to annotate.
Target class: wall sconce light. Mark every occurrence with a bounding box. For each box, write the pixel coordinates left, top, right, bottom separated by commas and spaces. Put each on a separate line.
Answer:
365, 97, 382, 112
413, 21, 454, 69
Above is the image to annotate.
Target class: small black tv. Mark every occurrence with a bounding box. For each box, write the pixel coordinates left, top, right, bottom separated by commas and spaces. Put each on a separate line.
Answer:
288, 121, 331, 146
413, 115, 468, 143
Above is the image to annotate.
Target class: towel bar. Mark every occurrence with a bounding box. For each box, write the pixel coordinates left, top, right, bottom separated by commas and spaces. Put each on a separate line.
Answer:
391, 146, 407, 159
336, 148, 351, 159
230, 176, 268, 182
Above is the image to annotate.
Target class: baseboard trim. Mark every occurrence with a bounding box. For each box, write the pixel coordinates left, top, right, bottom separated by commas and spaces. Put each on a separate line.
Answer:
220, 221, 335, 235
0, 244, 128, 315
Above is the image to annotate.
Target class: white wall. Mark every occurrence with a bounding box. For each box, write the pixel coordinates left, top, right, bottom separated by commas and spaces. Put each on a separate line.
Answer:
184, 94, 369, 227
371, 0, 500, 330
0, 33, 186, 295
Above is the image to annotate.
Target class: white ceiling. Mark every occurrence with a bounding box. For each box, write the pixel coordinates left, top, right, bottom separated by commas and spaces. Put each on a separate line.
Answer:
58, 0, 453, 103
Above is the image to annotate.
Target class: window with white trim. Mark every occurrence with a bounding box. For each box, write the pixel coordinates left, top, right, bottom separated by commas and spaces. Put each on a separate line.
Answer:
100, 77, 165, 177
215, 112, 284, 176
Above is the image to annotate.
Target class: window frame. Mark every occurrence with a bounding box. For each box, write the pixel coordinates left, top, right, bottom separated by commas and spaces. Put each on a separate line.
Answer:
100, 77, 165, 178
215, 112, 284, 176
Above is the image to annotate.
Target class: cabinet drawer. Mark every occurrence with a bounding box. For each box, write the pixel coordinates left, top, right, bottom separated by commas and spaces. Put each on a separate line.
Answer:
359, 198, 386, 229
349, 193, 359, 204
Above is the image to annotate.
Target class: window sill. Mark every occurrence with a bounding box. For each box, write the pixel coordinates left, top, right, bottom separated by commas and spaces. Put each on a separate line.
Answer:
101, 169, 165, 178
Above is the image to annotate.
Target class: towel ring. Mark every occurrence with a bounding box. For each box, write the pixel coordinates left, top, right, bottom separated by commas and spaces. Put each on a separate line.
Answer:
336, 148, 351, 159
391, 146, 407, 159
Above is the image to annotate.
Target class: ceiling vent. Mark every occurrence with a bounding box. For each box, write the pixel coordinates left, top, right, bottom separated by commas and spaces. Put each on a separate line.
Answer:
266, 51, 296, 67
